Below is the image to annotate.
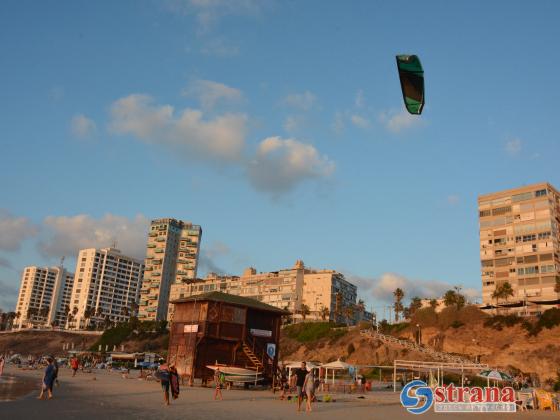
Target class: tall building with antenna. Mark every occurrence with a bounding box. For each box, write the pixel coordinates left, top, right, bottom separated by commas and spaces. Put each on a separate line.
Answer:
14, 261, 74, 329
66, 247, 144, 330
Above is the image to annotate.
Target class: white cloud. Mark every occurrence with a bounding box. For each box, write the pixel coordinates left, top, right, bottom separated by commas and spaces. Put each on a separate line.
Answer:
168, 0, 268, 33
0, 278, 19, 311
505, 138, 522, 156
0, 209, 38, 252
198, 241, 231, 275
70, 114, 97, 138
281, 91, 316, 111
38, 213, 150, 260
199, 38, 240, 57
247, 136, 335, 195
283, 115, 306, 133
447, 195, 460, 206
109, 94, 247, 163
379, 109, 423, 133
350, 114, 370, 129
355, 89, 365, 108
331, 112, 345, 134
183, 79, 243, 110
347, 272, 480, 305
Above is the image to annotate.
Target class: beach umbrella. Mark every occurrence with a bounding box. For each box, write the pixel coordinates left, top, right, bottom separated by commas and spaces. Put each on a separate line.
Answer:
477, 370, 513, 382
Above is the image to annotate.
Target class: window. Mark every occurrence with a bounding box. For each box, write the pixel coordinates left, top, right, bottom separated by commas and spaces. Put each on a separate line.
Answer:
535, 189, 547, 197
479, 209, 491, 217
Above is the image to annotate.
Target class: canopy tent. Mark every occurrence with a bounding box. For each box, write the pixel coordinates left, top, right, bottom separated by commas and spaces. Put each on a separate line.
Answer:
321, 359, 354, 384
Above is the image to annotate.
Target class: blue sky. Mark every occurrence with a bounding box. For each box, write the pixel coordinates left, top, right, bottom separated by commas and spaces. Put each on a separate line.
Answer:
1, 0, 559, 311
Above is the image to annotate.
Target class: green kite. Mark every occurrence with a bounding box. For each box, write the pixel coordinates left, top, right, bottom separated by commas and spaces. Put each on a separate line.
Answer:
396, 55, 425, 115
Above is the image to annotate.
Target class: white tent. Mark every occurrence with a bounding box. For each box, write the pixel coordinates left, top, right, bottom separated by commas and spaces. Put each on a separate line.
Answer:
321, 359, 353, 384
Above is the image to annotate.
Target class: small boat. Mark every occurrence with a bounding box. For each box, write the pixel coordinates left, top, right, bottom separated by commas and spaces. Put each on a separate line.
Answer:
206, 365, 263, 383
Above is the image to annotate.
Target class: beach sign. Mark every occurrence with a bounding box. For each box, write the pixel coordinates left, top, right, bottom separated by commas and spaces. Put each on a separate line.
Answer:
266, 343, 276, 359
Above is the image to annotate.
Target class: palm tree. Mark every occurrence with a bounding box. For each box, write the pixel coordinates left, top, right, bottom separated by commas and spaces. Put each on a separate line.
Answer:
393, 288, 404, 322
491, 282, 513, 314
8, 312, 17, 330
300, 304, 310, 321
83, 307, 93, 328
409, 297, 422, 316
129, 301, 139, 317
319, 306, 330, 321
555, 275, 560, 298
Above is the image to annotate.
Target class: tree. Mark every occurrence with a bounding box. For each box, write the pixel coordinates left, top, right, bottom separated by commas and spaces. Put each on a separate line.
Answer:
129, 301, 139, 317
300, 304, 310, 321
39, 306, 50, 319
393, 288, 404, 322
408, 296, 422, 317
343, 305, 355, 326
319, 306, 330, 321
429, 299, 439, 310
83, 307, 93, 328
8, 312, 17, 330
554, 276, 560, 297
357, 299, 366, 320
443, 288, 466, 310
492, 281, 514, 314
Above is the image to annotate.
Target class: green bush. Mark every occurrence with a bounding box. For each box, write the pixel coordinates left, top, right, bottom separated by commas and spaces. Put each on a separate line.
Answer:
450, 320, 464, 329
483, 314, 523, 331
347, 343, 355, 356
538, 308, 560, 330
282, 322, 346, 343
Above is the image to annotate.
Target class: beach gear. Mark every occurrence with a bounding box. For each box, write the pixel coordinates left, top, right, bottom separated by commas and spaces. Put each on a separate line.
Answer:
396, 54, 425, 115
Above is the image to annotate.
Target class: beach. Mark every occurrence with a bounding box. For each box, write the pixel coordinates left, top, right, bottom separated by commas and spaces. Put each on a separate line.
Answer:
0, 366, 557, 419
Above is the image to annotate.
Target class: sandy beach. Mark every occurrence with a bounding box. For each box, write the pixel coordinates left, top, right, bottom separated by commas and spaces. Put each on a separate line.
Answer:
0, 366, 557, 419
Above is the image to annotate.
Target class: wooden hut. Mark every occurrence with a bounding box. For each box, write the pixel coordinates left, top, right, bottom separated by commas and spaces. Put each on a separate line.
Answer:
167, 291, 288, 385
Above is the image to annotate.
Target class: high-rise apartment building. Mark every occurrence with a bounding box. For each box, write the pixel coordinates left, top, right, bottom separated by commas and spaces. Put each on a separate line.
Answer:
15, 266, 74, 329
67, 247, 144, 330
168, 260, 360, 323
138, 218, 202, 322
478, 182, 560, 315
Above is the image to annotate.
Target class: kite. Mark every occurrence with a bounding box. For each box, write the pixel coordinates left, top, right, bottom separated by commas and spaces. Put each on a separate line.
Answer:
396, 55, 425, 115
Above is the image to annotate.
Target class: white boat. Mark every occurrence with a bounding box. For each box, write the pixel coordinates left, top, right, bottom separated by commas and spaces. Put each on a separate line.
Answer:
206, 365, 263, 383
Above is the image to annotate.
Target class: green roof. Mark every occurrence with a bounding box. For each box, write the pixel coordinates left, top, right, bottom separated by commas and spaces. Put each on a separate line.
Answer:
171, 291, 290, 314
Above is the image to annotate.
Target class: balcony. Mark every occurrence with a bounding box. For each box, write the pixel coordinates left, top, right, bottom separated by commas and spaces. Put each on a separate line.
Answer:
152, 259, 162, 264
147, 244, 156, 248
144, 266, 153, 271
148, 232, 157, 237
153, 271, 161, 276
155, 249, 164, 253
156, 238, 166, 242
145, 256, 154, 260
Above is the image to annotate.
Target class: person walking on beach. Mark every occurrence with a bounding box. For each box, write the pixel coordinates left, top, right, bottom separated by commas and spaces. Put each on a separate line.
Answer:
214, 368, 224, 401
303, 368, 315, 412
38, 357, 56, 400
156, 363, 171, 405
294, 362, 308, 412
70, 356, 79, 377
169, 365, 180, 400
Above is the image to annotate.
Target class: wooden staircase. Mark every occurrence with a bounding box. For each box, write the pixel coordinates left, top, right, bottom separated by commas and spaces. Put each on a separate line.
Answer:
242, 343, 263, 369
